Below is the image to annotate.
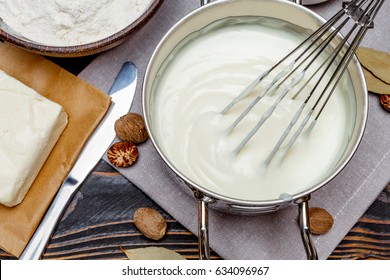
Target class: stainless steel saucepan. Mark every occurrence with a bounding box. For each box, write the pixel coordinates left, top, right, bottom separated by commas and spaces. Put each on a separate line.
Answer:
142, 0, 367, 260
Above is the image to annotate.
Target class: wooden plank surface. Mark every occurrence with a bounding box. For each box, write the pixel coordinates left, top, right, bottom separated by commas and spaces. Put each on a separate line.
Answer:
328, 183, 390, 260
1, 160, 388, 260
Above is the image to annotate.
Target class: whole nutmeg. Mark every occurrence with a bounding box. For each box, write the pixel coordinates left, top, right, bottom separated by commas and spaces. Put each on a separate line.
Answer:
380, 94, 390, 112
134, 207, 167, 241
309, 207, 334, 235
114, 113, 148, 144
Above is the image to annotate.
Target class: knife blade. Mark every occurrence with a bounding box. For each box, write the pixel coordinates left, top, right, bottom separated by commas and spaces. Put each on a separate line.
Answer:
19, 62, 137, 260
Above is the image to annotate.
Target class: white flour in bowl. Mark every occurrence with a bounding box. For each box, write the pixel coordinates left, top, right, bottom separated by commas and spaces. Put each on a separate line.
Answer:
0, 0, 153, 46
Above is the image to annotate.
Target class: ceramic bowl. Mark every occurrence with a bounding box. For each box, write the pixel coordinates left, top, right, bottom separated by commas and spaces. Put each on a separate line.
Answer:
0, 0, 162, 57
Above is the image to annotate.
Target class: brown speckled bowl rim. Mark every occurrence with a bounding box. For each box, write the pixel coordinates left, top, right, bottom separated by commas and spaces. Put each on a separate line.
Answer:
0, 0, 163, 57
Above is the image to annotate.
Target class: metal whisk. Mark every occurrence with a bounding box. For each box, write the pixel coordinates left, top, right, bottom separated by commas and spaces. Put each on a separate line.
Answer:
221, 0, 383, 165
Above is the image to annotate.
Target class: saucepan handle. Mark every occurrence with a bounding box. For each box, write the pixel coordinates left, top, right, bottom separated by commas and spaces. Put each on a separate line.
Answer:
194, 192, 214, 260
296, 195, 319, 260
195, 192, 319, 260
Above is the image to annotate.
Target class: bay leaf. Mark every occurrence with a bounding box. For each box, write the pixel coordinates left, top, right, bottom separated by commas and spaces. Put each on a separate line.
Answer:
356, 47, 390, 85
362, 67, 390, 95
120, 246, 186, 260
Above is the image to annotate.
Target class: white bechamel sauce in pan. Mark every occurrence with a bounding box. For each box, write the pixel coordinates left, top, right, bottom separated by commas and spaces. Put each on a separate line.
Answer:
151, 17, 356, 201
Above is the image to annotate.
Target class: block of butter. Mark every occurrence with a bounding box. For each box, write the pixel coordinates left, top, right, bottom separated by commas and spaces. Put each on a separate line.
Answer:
0, 70, 68, 207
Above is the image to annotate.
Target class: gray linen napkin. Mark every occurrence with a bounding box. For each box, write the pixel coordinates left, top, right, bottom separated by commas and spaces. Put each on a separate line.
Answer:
79, 0, 390, 259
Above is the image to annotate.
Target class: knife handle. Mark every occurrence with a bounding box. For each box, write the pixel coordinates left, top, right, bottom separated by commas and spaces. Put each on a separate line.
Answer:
19, 176, 80, 260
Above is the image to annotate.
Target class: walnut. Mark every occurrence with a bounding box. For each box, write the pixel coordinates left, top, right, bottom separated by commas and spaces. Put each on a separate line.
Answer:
107, 141, 138, 167
114, 113, 148, 144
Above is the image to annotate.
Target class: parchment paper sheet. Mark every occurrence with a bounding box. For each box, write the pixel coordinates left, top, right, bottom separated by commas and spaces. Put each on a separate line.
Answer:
0, 43, 111, 257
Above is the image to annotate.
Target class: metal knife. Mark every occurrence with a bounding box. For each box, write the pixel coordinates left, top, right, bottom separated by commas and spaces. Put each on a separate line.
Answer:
19, 62, 137, 260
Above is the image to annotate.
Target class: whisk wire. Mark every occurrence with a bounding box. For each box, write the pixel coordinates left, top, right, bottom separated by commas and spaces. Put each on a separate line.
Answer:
222, 0, 383, 164
226, 14, 347, 140
231, 10, 351, 155
220, 7, 347, 115
269, 0, 382, 164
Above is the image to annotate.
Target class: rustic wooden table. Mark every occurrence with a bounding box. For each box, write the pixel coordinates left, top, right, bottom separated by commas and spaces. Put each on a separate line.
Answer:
47, 161, 390, 260
0, 56, 389, 260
